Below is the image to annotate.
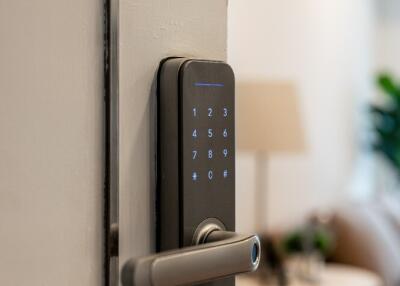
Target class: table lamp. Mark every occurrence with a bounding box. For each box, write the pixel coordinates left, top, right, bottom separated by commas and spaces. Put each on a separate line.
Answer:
236, 81, 306, 231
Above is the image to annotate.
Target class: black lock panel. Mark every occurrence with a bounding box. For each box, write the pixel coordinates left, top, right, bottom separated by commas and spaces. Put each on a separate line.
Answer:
157, 58, 235, 285
180, 60, 235, 246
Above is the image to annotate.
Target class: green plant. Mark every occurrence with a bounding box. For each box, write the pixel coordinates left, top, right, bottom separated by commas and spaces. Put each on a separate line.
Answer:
370, 74, 400, 176
282, 225, 334, 258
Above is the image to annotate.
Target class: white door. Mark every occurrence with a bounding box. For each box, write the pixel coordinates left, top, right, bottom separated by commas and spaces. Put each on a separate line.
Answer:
118, 0, 229, 279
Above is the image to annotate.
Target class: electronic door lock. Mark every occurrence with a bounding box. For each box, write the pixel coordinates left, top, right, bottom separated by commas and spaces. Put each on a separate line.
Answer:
122, 58, 261, 285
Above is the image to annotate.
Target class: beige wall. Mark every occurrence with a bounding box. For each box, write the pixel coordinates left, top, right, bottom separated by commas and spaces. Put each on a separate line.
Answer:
0, 1, 104, 285
118, 0, 228, 271
229, 0, 375, 232
375, 0, 400, 75
372, 0, 400, 193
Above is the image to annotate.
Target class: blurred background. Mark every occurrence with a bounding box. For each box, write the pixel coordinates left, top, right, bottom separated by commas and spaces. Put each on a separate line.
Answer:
230, 1, 400, 285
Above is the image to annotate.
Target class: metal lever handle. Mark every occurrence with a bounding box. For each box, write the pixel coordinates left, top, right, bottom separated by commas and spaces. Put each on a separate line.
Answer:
121, 229, 260, 286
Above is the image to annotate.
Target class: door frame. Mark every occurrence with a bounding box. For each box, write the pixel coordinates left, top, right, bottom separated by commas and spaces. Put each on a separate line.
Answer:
104, 0, 119, 285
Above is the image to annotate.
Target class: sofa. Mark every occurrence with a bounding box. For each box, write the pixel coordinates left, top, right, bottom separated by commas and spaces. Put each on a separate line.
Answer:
330, 193, 400, 286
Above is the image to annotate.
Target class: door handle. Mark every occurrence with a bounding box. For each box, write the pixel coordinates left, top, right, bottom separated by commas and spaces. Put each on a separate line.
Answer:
121, 222, 260, 286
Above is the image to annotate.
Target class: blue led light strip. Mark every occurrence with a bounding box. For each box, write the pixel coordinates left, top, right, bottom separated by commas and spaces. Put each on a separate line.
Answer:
194, 82, 224, 87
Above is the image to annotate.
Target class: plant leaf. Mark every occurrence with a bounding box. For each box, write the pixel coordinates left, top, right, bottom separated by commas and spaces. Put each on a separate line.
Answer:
377, 74, 400, 101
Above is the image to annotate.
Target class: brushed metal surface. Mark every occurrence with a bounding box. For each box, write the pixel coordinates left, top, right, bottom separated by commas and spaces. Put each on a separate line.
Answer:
121, 228, 260, 286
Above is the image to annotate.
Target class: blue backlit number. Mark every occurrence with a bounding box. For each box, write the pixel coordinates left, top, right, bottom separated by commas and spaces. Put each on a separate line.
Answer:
193, 107, 197, 117
208, 107, 213, 117
223, 148, 228, 158
223, 107, 228, 117
192, 150, 198, 160
223, 128, 228, 138
208, 149, 213, 159
192, 129, 198, 138
208, 170, 213, 180
208, 128, 213, 138
223, 169, 228, 178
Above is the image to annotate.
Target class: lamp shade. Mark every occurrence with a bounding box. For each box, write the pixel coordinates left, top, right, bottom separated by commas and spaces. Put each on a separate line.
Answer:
236, 81, 305, 153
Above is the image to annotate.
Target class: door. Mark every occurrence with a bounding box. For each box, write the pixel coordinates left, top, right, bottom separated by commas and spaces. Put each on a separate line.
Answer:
0, 1, 104, 285
118, 0, 229, 278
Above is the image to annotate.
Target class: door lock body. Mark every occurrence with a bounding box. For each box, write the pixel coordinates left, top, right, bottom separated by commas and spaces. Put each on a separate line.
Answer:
157, 58, 237, 285
122, 58, 260, 286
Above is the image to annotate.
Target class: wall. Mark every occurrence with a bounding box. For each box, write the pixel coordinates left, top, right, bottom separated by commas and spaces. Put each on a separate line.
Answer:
375, 0, 400, 75
371, 0, 400, 193
119, 0, 228, 270
229, 0, 374, 232
0, 1, 104, 285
